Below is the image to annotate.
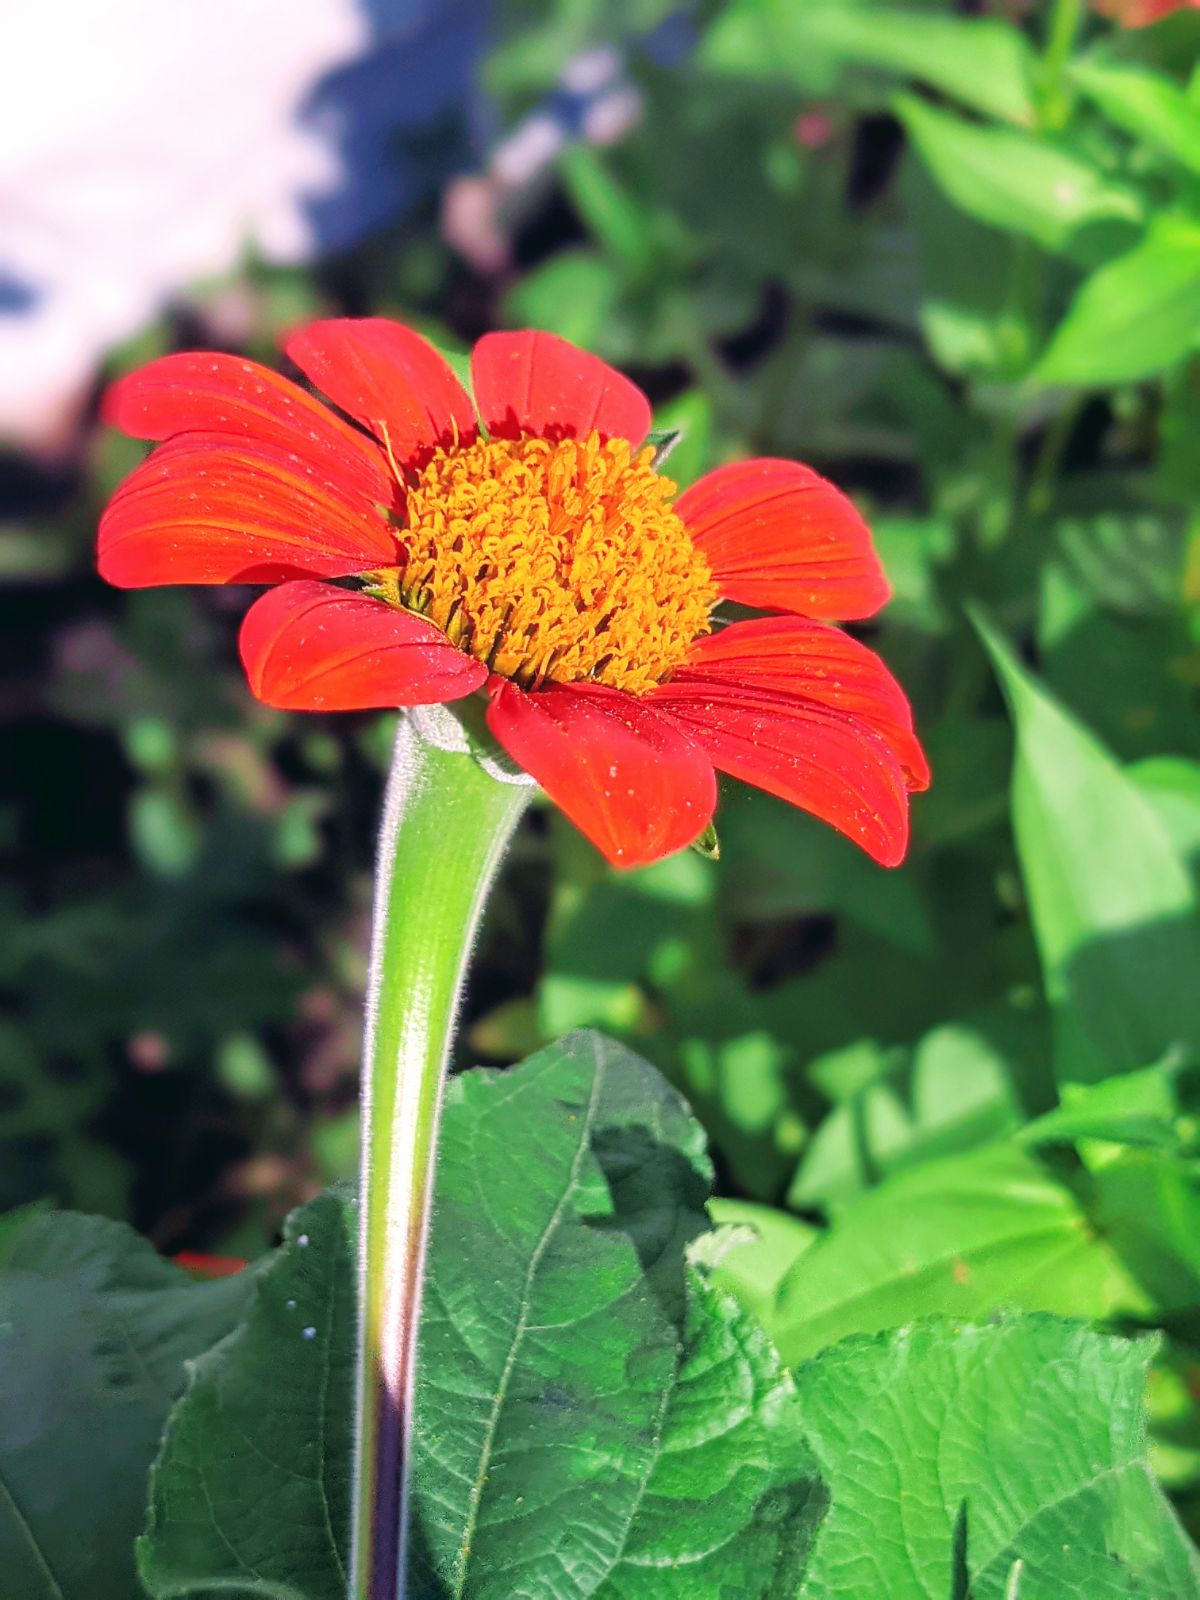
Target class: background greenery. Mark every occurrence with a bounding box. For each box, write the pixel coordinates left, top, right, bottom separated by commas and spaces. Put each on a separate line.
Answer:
5, 0, 1200, 1591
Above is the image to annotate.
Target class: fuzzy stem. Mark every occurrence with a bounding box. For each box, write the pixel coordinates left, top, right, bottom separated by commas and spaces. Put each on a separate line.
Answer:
351, 706, 532, 1600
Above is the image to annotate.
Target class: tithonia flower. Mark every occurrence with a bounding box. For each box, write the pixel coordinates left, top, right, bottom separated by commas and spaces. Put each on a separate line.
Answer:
98, 321, 928, 868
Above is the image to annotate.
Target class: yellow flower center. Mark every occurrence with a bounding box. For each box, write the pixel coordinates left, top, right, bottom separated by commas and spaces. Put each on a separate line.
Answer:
367, 430, 717, 694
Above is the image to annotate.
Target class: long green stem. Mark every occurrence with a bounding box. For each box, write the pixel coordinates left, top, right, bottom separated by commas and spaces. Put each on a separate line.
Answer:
1036, 0, 1083, 131
351, 705, 532, 1600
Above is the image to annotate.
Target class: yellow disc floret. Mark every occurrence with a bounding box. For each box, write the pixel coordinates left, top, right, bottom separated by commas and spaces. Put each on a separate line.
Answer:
367, 430, 717, 694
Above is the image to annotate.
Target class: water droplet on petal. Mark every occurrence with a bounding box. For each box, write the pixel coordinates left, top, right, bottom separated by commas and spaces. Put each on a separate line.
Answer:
297, 1234, 309, 1248
302, 1326, 317, 1340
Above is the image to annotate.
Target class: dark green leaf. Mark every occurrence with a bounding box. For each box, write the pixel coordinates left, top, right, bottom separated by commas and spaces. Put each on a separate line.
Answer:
0, 1213, 255, 1600
139, 1191, 356, 1600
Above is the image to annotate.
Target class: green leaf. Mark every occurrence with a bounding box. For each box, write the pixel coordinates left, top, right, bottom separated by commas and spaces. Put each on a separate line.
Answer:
1051, 481, 1185, 618
706, 1198, 818, 1327
0, 1213, 254, 1600
787, 1020, 1021, 1210
139, 1190, 356, 1600
1020, 1061, 1188, 1150
502, 249, 622, 349
140, 1035, 826, 1599
587, 1265, 825, 1600
795, 1318, 1200, 1598
976, 614, 1200, 1082
1132, 757, 1200, 884
904, 157, 1030, 376
896, 93, 1143, 255
559, 146, 657, 274
1072, 58, 1200, 173
772, 1143, 1151, 1366
1035, 215, 1200, 385
699, 0, 1035, 122
800, 7, 1036, 125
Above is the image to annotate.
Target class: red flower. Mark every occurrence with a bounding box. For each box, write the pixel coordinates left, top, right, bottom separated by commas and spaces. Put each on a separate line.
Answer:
98, 320, 928, 869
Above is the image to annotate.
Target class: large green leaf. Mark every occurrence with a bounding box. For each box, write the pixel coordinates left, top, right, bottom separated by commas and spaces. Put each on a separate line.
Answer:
1072, 58, 1200, 173
772, 1142, 1150, 1367
897, 93, 1143, 255
699, 0, 1035, 122
138, 1190, 356, 1600
0, 1212, 255, 1600
794, 6, 1035, 124
977, 615, 1200, 1082
794, 1318, 1200, 1598
586, 1266, 825, 1600
140, 1034, 826, 1599
1035, 215, 1200, 385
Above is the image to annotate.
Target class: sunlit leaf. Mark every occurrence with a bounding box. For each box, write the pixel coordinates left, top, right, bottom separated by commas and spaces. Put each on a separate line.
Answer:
800, 6, 1036, 125
977, 613, 1200, 1083
897, 93, 1143, 255
795, 1318, 1200, 1598
772, 1142, 1151, 1366
1072, 57, 1200, 172
139, 1036, 825, 1599
1035, 215, 1200, 385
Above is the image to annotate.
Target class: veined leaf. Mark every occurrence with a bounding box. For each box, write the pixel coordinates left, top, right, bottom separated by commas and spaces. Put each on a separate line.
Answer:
897, 93, 1143, 254
772, 1142, 1150, 1366
138, 1191, 356, 1600
139, 1034, 825, 1599
795, 1318, 1200, 1598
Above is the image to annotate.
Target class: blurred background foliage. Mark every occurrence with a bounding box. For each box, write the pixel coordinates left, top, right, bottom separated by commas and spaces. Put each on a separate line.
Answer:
5, 0, 1200, 1530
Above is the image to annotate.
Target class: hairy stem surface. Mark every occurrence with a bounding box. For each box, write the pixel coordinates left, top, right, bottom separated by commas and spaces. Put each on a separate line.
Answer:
352, 707, 531, 1600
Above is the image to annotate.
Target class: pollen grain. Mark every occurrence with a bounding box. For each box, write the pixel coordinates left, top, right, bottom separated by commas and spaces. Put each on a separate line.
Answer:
367, 431, 716, 694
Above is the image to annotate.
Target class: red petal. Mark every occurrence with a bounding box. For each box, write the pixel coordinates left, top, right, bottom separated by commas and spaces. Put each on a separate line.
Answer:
486, 680, 715, 869
239, 582, 486, 710
676, 459, 890, 621
102, 352, 391, 504
98, 433, 400, 587
470, 330, 652, 446
284, 318, 477, 469
676, 618, 929, 790
651, 679, 914, 867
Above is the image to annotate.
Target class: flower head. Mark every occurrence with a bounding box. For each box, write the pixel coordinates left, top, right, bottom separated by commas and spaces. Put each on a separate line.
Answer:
99, 320, 928, 868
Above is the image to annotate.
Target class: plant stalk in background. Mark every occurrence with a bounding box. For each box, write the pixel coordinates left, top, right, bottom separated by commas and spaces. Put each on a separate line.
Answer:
352, 707, 531, 1600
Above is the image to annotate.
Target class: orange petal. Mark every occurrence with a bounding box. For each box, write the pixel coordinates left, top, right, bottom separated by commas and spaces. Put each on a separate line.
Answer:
676, 459, 890, 621
239, 582, 486, 710
284, 318, 478, 469
471, 330, 652, 446
102, 351, 390, 503
674, 617, 929, 790
98, 433, 400, 587
486, 679, 714, 868
651, 679, 915, 867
